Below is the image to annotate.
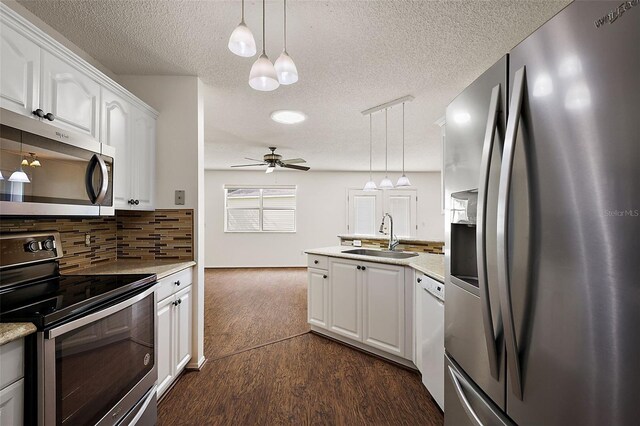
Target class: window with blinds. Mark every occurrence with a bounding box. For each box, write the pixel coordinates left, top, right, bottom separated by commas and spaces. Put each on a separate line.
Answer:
224, 186, 296, 232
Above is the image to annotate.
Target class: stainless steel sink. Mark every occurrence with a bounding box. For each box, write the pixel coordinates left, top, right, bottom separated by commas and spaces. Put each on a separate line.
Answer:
343, 249, 418, 259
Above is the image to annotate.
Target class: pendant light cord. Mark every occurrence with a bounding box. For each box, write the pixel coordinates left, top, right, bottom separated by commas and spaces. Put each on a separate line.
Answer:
262, 0, 266, 53
385, 108, 388, 176
402, 102, 405, 174
241, 0, 245, 22
369, 114, 373, 180
283, 0, 287, 51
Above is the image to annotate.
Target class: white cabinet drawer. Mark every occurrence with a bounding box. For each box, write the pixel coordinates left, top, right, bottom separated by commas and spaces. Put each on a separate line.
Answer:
0, 338, 24, 389
307, 254, 328, 270
156, 267, 193, 302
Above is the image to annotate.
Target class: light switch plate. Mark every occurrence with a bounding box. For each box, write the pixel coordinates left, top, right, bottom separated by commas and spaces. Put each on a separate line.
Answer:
175, 190, 185, 205
353, 240, 362, 247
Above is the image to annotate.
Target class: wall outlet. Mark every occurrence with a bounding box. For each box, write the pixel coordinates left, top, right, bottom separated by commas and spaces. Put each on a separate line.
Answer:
353, 240, 362, 247
85, 233, 91, 247
175, 190, 185, 205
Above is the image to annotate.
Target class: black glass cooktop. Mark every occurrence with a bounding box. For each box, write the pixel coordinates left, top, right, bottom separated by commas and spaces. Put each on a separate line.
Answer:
0, 273, 156, 329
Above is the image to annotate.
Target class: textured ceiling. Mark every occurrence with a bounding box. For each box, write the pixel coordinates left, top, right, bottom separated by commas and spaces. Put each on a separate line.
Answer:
17, 0, 570, 172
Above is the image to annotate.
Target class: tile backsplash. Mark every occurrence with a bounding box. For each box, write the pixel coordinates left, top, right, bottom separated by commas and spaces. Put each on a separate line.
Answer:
0, 209, 194, 273
340, 237, 444, 255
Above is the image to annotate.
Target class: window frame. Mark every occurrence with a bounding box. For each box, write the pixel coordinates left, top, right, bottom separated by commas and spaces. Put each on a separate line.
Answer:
224, 185, 297, 233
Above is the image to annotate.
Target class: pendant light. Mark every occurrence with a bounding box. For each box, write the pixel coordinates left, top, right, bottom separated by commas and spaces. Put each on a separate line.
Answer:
363, 114, 377, 191
249, 0, 280, 91
274, 0, 298, 85
228, 0, 257, 57
9, 131, 30, 183
379, 108, 394, 189
0, 170, 4, 180
396, 103, 412, 187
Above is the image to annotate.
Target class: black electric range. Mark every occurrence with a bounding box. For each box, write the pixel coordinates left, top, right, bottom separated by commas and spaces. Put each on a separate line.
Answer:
0, 232, 156, 330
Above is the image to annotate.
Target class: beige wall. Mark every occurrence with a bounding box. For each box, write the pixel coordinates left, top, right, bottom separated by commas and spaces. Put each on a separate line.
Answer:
204, 170, 443, 267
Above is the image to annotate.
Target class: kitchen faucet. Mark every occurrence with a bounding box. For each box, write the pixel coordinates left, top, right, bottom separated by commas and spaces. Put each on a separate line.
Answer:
379, 213, 399, 251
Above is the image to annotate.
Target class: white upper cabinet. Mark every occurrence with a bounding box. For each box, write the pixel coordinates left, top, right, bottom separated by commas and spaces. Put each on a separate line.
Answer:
101, 88, 131, 209
130, 106, 156, 211
41, 51, 100, 138
0, 24, 40, 116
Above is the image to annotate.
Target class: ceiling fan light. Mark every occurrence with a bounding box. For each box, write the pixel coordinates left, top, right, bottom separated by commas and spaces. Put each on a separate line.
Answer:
379, 176, 394, 189
249, 53, 280, 91
228, 22, 257, 57
266, 165, 276, 173
363, 180, 378, 191
274, 50, 298, 85
9, 168, 30, 183
396, 174, 412, 187
30, 159, 41, 167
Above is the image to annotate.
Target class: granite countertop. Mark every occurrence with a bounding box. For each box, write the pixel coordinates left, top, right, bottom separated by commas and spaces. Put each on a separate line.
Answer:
305, 246, 444, 283
0, 322, 37, 346
72, 260, 196, 280
337, 234, 443, 245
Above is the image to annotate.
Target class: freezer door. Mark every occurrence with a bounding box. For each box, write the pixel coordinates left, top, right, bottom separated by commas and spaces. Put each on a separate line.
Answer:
444, 56, 507, 408
444, 354, 513, 426
502, 1, 640, 424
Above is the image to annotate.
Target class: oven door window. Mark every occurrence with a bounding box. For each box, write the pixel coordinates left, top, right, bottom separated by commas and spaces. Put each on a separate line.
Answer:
0, 124, 113, 207
54, 293, 154, 425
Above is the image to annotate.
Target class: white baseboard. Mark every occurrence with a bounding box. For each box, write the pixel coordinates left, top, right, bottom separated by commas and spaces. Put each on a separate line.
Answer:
186, 355, 206, 370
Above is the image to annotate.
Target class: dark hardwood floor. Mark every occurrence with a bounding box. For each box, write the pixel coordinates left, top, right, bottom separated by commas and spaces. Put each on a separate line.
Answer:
158, 268, 444, 425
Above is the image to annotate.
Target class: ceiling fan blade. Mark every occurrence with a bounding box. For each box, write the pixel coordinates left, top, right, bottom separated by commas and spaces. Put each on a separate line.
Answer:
280, 163, 310, 171
281, 158, 307, 164
244, 157, 265, 163
231, 163, 267, 167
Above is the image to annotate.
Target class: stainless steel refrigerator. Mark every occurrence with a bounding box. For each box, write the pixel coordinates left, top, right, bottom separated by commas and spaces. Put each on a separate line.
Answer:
443, 1, 640, 425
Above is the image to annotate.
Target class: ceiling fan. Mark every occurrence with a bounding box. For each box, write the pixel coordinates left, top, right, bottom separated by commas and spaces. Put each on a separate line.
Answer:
231, 147, 310, 173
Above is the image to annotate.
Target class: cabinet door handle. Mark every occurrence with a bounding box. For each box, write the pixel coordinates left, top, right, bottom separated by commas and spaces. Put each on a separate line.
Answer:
314, 260, 319, 264
174, 280, 181, 286
128, 199, 135, 205
45, 112, 55, 121
361, 266, 366, 271
173, 301, 178, 306
323, 275, 327, 279
178, 299, 182, 305
134, 199, 140, 205
357, 265, 362, 270
417, 278, 422, 283
32, 108, 45, 118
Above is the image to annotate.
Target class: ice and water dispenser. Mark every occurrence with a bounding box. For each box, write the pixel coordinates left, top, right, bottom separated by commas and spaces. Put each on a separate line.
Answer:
450, 190, 479, 290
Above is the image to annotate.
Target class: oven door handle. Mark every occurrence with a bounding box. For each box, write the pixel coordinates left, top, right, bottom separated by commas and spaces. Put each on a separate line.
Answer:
46, 285, 156, 339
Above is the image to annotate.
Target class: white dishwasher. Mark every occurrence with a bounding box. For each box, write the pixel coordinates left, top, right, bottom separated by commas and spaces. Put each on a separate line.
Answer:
415, 273, 445, 411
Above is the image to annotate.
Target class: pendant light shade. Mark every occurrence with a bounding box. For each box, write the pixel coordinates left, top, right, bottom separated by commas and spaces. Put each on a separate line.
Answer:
9, 168, 30, 183
274, 0, 298, 85
379, 108, 394, 189
396, 103, 412, 187
249, 0, 280, 91
0, 170, 5, 180
363, 115, 377, 191
228, 0, 256, 57
275, 51, 298, 85
249, 54, 280, 91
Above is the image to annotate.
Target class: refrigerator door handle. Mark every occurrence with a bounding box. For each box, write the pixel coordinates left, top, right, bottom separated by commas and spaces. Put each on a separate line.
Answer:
448, 364, 484, 426
476, 83, 502, 380
497, 65, 526, 400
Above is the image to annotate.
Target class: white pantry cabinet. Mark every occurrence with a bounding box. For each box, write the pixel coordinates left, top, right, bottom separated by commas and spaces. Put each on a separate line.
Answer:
156, 268, 193, 399
310, 255, 410, 361
0, 24, 39, 116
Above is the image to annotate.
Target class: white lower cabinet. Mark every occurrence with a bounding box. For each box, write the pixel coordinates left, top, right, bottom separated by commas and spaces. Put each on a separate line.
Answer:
307, 268, 328, 328
0, 338, 25, 426
362, 262, 405, 357
310, 255, 410, 361
0, 379, 24, 426
328, 260, 362, 340
156, 268, 193, 399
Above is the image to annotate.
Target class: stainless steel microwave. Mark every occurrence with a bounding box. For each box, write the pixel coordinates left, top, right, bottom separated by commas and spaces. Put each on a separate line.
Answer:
0, 108, 114, 216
